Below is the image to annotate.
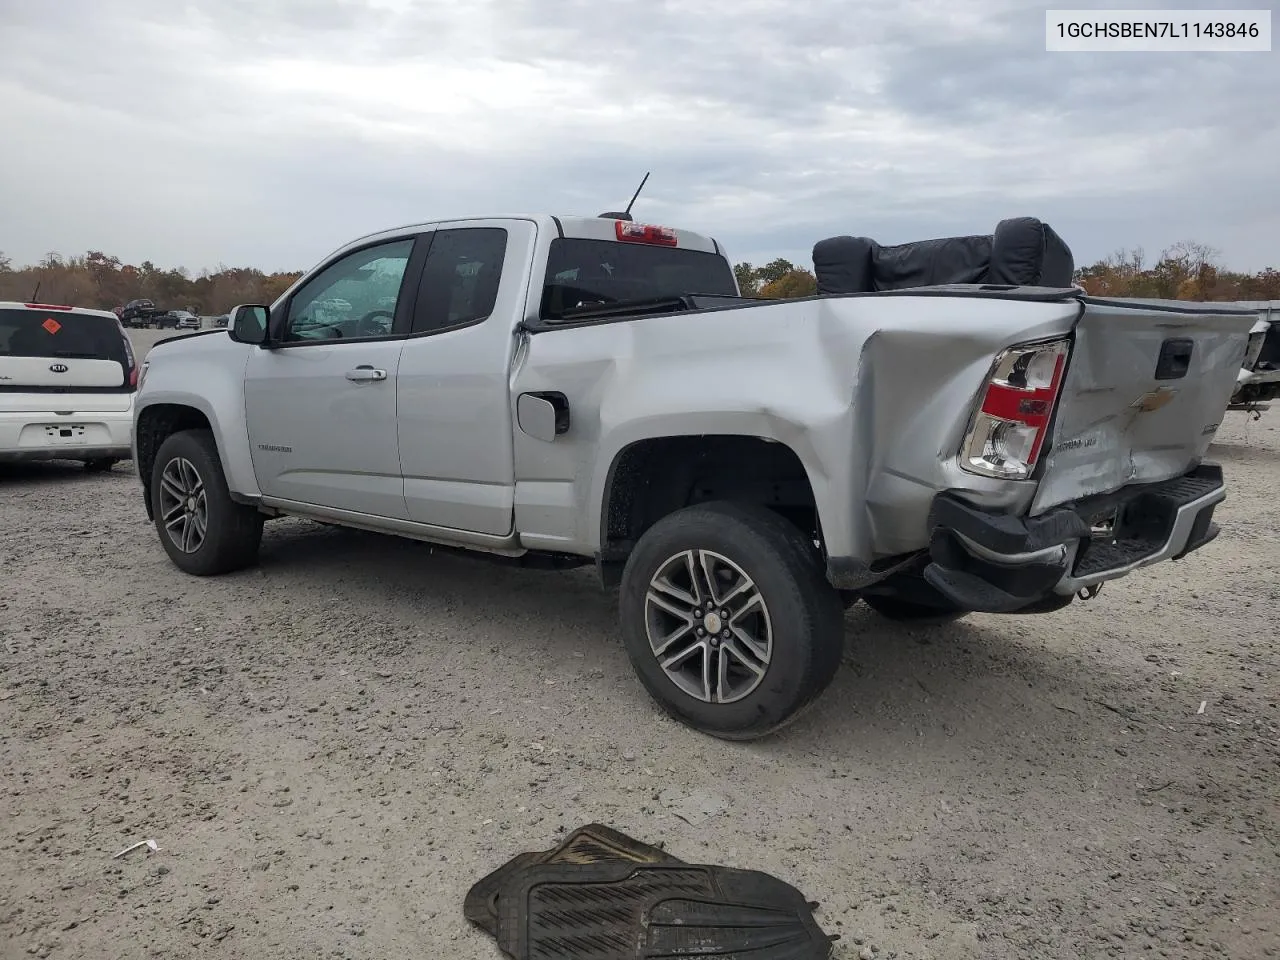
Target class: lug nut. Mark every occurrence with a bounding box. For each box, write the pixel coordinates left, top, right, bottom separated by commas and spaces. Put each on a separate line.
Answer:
722, 628, 731, 638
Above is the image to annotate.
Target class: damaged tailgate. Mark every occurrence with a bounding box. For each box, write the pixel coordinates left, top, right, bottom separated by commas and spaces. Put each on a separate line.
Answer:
1031, 297, 1256, 514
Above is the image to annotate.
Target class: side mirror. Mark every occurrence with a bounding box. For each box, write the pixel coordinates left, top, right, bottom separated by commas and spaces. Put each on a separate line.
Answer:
228, 304, 270, 346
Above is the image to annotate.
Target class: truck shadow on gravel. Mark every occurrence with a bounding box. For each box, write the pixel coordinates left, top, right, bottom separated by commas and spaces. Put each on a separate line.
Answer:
0, 461, 131, 486
254, 520, 1119, 763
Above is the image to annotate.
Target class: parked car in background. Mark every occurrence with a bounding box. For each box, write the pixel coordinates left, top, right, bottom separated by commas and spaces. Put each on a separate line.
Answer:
119, 299, 163, 328
168, 310, 201, 330
0, 301, 138, 470
132, 213, 1255, 740
1229, 301, 1279, 414
204, 315, 230, 328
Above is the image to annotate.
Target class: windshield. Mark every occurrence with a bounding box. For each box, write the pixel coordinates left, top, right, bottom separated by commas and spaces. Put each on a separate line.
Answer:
541, 238, 737, 319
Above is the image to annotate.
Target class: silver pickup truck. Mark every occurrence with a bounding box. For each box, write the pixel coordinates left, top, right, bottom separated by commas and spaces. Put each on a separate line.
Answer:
132, 214, 1255, 739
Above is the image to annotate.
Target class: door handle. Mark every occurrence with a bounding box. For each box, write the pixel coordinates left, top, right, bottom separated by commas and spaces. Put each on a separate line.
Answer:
345, 366, 387, 382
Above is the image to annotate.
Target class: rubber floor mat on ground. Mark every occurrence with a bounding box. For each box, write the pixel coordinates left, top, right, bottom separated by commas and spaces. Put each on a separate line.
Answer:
464, 823, 679, 938
467, 829, 836, 960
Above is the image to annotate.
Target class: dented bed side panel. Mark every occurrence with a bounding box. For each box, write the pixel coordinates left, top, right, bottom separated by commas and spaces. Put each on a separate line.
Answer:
510, 291, 1084, 564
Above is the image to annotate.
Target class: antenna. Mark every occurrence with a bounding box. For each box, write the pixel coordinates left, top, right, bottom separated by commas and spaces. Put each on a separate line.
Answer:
623, 171, 650, 217
31, 281, 40, 301
598, 171, 651, 221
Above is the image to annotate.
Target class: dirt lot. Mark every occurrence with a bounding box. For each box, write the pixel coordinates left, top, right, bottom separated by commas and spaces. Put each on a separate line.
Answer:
2, 338, 1277, 959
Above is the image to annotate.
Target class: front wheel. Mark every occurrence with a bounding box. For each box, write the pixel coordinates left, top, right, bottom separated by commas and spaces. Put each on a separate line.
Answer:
618, 501, 845, 741
151, 429, 263, 576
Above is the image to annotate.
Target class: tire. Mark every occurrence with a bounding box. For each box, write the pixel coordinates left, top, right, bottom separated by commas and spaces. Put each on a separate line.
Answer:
618, 501, 845, 741
861, 592, 969, 624
84, 458, 118, 473
151, 428, 263, 576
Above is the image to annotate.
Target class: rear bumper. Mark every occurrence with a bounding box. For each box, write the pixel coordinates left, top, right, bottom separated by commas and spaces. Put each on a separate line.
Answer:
922, 464, 1225, 613
0, 408, 133, 463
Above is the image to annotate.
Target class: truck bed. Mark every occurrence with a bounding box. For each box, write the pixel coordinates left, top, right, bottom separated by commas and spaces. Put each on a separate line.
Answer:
511, 285, 1255, 568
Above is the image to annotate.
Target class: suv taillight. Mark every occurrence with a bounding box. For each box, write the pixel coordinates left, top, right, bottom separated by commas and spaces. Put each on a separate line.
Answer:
959, 337, 1071, 480
119, 328, 139, 390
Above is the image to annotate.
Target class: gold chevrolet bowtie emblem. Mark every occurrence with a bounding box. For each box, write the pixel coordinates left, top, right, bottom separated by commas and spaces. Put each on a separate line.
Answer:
1131, 387, 1178, 412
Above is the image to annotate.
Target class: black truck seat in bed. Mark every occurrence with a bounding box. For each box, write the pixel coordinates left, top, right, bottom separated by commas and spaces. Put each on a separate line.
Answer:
812, 217, 1075, 295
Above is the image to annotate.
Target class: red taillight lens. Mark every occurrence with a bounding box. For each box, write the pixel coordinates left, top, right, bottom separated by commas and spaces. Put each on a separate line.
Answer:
120, 333, 139, 389
960, 338, 1070, 480
615, 220, 678, 246
24, 302, 73, 310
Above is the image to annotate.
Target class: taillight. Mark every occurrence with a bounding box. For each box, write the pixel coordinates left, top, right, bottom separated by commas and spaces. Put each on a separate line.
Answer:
960, 338, 1071, 480
120, 332, 139, 389
24, 302, 73, 310
615, 220, 678, 246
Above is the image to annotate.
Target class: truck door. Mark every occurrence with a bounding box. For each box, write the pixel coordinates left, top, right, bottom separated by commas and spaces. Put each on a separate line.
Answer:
396, 220, 535, 535
244, 233, 430, 519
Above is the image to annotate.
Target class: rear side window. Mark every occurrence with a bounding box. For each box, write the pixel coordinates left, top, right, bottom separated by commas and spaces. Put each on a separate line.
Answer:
411, 228, 509, 334
541, 238, 737, 319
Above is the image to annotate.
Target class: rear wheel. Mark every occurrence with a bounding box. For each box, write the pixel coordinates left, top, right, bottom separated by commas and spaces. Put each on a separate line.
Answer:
84, 458, 118, 473
618, 501, 845, 741
151, 429, 263, 576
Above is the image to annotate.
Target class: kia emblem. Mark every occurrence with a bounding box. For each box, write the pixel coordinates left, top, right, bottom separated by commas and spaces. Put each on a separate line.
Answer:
49, 363, 69, 373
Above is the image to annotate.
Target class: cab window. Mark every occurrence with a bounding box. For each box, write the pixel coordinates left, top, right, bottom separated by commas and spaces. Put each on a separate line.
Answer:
411, 228, 508, 334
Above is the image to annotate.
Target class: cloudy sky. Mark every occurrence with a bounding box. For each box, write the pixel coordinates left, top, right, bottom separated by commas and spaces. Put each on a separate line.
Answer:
0, 0, 1275, 276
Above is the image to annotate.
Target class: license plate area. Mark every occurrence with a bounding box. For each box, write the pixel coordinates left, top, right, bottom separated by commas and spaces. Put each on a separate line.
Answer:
43, 424, 88, 443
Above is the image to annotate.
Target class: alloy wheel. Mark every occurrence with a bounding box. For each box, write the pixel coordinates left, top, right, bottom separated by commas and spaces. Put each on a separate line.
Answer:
158, 456, 208, 554
643, 549, 774, 704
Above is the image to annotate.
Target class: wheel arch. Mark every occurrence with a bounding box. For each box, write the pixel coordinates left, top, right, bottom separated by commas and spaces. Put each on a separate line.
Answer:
135, 398, 252, 519
593, 431, 828, 587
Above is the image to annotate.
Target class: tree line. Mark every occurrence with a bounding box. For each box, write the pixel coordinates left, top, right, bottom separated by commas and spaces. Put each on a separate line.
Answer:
0, 250, 303, 316
1072, 241, 1278, 300
1, 241, 1275, 315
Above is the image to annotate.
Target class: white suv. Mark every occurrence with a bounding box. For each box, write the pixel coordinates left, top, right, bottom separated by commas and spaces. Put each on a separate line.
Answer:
0, 301, 139, 470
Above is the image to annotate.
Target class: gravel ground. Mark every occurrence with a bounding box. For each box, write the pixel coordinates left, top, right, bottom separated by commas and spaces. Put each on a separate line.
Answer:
2, 335, 1278, 960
